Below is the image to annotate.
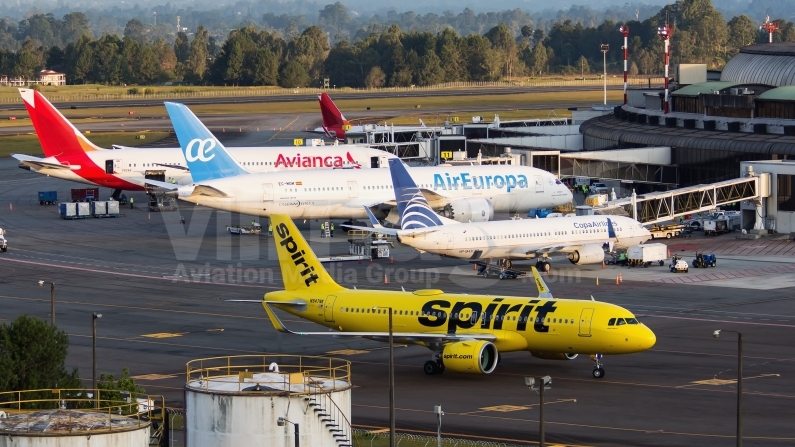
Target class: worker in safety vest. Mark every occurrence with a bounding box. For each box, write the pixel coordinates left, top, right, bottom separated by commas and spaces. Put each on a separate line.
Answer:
130, 197, 134, 209
267, 223, 273, 237
320, 222, 325, 237
330, 222, 335, 237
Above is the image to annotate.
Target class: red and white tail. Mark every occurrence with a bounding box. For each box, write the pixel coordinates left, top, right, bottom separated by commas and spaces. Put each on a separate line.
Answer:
318, 92, 350, 139
19, 88, 103, 158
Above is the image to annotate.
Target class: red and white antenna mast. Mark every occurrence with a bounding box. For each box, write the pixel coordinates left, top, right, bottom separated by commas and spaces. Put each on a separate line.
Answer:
657, 22, 673, 114
620, 25, 630, 105
761, 16, 779, 43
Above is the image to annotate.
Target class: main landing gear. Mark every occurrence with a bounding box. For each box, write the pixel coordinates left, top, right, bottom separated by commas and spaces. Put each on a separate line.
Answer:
535, 258, 550, 272
424, 353, 445, 375
591, 354, 605, 379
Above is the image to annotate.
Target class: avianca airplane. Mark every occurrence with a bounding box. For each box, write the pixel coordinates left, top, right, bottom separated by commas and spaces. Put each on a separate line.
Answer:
314, 92, 442, 141
354, 159, 651, 270
12, 88, 393, 196
253, 214, 656, 378
160, 102, 572, 221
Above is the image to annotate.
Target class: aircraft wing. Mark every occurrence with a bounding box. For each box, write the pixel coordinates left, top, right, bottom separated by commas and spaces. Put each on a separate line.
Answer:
191, 185, 230, 198
13, 154, 79, 171
263, 303, 496, 342
506, 244, 583, 257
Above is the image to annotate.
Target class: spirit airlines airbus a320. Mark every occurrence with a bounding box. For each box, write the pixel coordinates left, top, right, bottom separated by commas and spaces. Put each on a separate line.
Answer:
356, 159, 652, 270
12, 88, 391, 196
161, 102, 572, 221
254, 214, 656, 378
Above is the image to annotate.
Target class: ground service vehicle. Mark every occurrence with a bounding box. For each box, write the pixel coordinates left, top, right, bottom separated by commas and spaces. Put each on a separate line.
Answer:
692, 253, 717, 268
254, 214, 656, 379
590, 183, 609, 194
0, 229, 7, 252
650, 224, 685, 239
38, 191, 57, 205
627, 243, 667, 267
669, 254, 689, 273
704, 219, 729, 236
71, 188, 99, 202
227, 224, 262, 235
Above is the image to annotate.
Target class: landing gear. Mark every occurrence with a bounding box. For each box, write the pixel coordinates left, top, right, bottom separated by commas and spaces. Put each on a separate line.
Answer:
423, 360, 445, 375
111, 189, 122, 201
535, 259, 549, 272
497, 259, 512, 269
590, 354, 605, 379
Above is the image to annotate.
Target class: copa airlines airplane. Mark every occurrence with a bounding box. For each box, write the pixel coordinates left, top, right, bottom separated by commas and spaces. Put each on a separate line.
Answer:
12, 88, 392, 196
159, 102, 572, 221
355, 159, 651, 269
252, 214, 656, 378
313, 92, 442, 141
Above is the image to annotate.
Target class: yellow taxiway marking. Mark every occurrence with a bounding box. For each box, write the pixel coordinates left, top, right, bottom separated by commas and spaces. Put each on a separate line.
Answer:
690, 373, 780, 386
131, 374, 178, 380
474, 400, 577, 414
141, 332, 187, 339
326, 349, 370, 355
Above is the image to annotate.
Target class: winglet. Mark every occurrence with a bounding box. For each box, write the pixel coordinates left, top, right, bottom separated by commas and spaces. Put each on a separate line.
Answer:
363, 206, 382, 227
531, 267, 553, 298
262, 303, 294, 334
164, 102, 247, 182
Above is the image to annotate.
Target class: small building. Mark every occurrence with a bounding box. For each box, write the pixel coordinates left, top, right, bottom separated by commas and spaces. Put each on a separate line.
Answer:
0, 69, 66, 86
38, 69, 66, 85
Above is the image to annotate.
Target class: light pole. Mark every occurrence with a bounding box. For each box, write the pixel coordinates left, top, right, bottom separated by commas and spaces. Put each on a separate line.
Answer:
525, 376, 552, 447
657, 22, 672, 114
619, 25, 630, 105
277, 417, 299, 447
434, 404, 444, 447
600, 44, 609, 105
38, 280, 55, 325
374, 306, 395, 447
92, 312, 102, 408
714, 330, 742, 447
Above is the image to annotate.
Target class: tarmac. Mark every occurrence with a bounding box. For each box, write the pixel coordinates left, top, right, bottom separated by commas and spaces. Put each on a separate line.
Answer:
1, 156, 795, 446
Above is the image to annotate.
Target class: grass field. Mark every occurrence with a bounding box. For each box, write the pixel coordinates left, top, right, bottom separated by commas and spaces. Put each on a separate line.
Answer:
0, 90, 622, 122
0, 131, 171, 157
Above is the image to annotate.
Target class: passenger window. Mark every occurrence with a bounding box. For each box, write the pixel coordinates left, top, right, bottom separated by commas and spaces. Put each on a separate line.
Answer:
625, 318, 638, 324
616, 318, 626, 326
608, 318, 616, 326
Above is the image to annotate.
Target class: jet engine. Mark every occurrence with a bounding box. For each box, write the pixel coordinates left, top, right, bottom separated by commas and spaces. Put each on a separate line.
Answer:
441, 340, 499, 374
567, 244, 605, 265
531, 352, 579, 361
442, 198, 494, 223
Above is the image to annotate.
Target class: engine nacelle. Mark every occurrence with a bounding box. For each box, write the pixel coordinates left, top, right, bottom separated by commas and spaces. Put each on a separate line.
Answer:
443, 198, 494, 223
531, 352, 579, 361
567, 244, 605, 265
442, 340, 499, 374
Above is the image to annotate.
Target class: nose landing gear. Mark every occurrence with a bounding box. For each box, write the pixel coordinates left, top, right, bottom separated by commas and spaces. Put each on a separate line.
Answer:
590, 354, 605, 379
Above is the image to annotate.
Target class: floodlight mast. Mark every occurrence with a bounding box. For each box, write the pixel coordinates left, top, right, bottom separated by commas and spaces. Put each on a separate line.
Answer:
657, 23, 673, 114
761, 16, 779, 44
620, 25, 630, 105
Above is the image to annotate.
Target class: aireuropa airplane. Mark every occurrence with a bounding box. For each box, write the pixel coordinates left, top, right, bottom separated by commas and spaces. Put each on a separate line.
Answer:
12, 88, 392, 196
255, 214, 655, 378
161, 102, 572, 221
355, 159, 651, 270
314, 92, 442, 141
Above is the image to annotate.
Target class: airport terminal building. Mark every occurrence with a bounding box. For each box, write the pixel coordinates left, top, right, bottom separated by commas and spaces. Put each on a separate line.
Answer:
580, 43, 795, 187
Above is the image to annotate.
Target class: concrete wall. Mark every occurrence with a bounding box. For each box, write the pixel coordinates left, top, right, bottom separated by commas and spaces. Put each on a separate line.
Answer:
186, 388, 352, 447
0, 428, 149, 447
564, 147, 671, 165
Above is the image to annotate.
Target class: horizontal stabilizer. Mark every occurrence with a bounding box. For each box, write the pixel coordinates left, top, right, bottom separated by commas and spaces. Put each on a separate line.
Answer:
13, 154, 78, 170
191, 185, 230, 198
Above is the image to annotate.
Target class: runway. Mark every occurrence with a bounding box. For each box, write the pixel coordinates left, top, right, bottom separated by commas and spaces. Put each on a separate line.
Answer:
1, 157, 794, 446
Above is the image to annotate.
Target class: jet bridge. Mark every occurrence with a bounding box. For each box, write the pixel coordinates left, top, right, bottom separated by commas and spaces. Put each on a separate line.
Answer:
603, 175, 769, 226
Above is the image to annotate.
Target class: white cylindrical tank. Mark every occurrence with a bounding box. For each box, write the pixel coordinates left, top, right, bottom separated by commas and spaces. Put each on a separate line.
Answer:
0, 409, 150, 447
186, 355, 353, 447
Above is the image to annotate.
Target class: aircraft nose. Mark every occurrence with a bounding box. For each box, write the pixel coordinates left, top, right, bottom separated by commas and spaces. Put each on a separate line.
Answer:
640, 325, 657, 350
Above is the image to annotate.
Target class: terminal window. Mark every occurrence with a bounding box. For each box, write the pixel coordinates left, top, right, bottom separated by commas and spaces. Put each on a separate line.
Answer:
778, 175, 795, 212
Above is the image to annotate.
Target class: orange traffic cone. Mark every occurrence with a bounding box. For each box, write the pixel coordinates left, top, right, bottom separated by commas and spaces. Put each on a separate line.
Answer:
596, 278, 599, 286
383, 274, 388, 284
619, 273, 623, 283
473, 263, 477, 270
616, 276, 619, 285
602, 261, 605, 269
667, 248, 671, 258
390, 256, 394, 264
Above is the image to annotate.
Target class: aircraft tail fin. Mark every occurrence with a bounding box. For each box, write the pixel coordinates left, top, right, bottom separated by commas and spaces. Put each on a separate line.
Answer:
388, 158, 444, 230
164, 102, 247, 182
419, 119, 426, 127
318, 93, 350, 139
270, 214, 345, 293
19, 88, 103, 158
531, 267, 553, 298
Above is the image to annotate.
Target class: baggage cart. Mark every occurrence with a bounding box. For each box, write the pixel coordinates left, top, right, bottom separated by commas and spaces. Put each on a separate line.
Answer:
38, 191, 58, 205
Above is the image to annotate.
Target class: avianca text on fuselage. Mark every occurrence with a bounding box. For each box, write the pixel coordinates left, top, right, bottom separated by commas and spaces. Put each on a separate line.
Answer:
419, 298, 560, 333
274, 152, 360, 169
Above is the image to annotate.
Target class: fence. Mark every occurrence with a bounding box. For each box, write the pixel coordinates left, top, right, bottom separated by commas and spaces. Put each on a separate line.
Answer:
0, 77, 665, 104
354, 429, 529, 447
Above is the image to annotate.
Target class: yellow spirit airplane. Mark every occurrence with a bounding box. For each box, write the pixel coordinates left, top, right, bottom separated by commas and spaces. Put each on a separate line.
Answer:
259, 214, 656, 378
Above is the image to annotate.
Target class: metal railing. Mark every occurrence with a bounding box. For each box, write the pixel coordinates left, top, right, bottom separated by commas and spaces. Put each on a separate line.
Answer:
307, 376, 358, 447
0, 77, 665, 104
0, 388, 165, 434
185, 354, 352, 394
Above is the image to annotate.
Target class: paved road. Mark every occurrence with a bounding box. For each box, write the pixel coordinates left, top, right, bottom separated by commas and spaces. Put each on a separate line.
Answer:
0, 85, 629, 111
0, 158, 793, 446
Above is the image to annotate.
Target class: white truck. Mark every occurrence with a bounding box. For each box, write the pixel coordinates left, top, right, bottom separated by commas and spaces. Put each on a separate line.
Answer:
227, 223, 262, 235
0, 228, 7, 252
626, 243, 667, 267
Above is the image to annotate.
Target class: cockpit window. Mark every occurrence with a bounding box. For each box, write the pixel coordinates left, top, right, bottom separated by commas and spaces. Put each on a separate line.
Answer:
608, 318, 616, 326
616, 318, 626, 326
625, 318, 639, 324
555, 179, 562, 185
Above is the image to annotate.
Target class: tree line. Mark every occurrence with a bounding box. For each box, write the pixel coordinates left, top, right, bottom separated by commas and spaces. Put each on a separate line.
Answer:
2, 0, 795, 88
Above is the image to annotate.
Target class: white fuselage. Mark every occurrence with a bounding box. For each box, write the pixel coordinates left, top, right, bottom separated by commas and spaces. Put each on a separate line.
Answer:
177, 165, 572, 219
23, 145, 393, 187
397, 215, 651, 260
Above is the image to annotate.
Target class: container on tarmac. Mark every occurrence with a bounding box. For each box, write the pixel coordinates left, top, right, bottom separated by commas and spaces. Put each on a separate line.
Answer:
91, 201, 107, 216
59, 202, 78, 219
71, 187, 99, 202
627, 243, 668, 267
76, 202, 90, 217
38, 190, 57, 205
107, 200, 120, 216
